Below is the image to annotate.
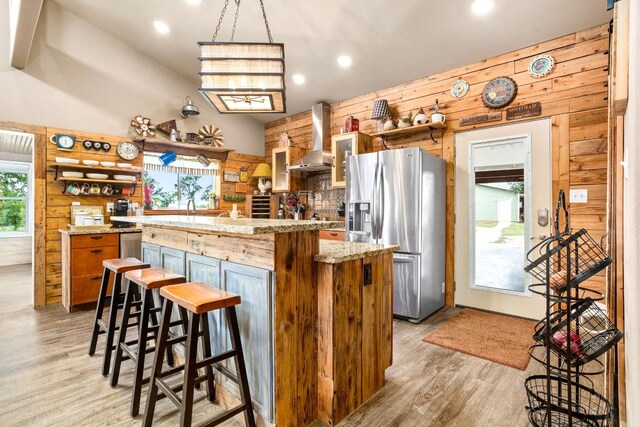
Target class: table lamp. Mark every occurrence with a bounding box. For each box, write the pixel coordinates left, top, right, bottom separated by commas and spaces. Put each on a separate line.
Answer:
252, 163, 273, 194
371, 99, 391, 131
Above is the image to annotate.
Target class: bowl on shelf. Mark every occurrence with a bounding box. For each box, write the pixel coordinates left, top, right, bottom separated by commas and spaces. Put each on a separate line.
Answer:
86, 173, 109, 180
117, 163, 132, 168
113, 175, 137, 182
100, 161, 116, 167
56, 157, 80, 165
62, 171, 83, 178
82, 160, 99, 166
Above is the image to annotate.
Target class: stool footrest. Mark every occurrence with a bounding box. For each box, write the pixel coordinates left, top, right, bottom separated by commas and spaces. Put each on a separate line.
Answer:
203, 403, 248, 427
196, 350, 236, 371
155, 372, 210, 408
211, 361, 239, 385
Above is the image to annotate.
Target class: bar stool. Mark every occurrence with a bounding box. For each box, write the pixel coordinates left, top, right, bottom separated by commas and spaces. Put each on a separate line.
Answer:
88, 257, 150, 376
143, 282, 256, 427
111, 267, 187, 417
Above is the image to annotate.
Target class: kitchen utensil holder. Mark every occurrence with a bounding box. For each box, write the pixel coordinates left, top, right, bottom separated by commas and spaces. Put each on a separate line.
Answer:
525, 375, 611, 427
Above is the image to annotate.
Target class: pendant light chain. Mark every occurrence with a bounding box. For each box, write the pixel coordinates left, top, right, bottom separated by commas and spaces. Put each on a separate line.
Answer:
259, 0, 273, 43
211, 0, 273, 43
230, 0, 241, 42
211, 0, 230, 41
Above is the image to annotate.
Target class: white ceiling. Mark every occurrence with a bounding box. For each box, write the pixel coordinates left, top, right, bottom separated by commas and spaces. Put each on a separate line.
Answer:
51, 0, 612, 123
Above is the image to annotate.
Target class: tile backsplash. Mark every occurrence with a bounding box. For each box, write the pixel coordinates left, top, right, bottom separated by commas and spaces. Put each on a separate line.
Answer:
307, 173, 345, 221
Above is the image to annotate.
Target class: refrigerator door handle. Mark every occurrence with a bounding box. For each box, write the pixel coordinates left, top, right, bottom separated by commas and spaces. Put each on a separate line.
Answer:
372, 162, 379, 240
378, 163, 385, 240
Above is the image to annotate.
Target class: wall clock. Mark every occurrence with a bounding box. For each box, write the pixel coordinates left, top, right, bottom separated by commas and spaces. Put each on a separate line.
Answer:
450, 79, 470, 98
50, 134, 76, 151
482, 77, 518, 109
528, 54, 555, 78
116, 141, 139, 160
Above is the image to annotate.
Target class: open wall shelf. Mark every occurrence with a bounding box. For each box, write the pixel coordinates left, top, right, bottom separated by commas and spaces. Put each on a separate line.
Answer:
135, 138, 235, 161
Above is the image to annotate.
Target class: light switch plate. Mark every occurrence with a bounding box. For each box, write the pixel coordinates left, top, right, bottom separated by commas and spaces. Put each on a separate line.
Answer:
569, 189, 588, 203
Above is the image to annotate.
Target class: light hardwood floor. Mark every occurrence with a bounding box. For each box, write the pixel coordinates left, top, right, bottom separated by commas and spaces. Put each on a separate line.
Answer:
0, 264, 542, 426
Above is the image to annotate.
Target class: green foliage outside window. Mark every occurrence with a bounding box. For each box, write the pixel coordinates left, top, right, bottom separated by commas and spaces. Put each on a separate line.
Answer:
0, 172, 28, 232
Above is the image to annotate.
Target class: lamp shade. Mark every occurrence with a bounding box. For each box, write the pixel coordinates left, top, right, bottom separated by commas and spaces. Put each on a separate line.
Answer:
371, 99, 391, 119
198, 42, 286, 114
252, 163, 272, 178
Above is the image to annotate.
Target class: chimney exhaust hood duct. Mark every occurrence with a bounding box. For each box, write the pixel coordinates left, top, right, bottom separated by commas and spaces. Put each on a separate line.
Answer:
287, 102, 332, 172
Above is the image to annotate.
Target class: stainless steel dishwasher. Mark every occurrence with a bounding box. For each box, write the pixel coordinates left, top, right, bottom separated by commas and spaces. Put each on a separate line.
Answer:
120, 232, 142, 259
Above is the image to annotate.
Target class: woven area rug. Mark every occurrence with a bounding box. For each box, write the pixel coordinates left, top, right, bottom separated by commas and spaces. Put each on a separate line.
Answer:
422, 309, 536, 370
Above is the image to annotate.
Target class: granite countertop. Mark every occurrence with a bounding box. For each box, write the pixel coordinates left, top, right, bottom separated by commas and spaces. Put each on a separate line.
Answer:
110, 215, 344, 235
59, 226, 142, 235
316, 240, 400, 264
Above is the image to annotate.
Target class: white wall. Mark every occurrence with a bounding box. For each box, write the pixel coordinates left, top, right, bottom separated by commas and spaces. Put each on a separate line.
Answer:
0, 1, 265, 156
623, 1, 639, 425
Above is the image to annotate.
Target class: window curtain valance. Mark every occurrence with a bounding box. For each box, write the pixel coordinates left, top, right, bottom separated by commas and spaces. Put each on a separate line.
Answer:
143, 153, 219, 176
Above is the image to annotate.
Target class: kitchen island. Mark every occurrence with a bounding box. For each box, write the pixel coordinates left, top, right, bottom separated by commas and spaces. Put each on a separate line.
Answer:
111, 215, 397, 426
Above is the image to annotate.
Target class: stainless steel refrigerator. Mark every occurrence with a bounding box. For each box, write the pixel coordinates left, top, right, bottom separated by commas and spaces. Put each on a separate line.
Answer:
346, 147, 446, 323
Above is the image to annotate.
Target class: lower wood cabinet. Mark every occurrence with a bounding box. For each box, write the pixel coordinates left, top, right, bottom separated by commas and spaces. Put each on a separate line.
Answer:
144, 247, 275, 422
61, 232, 120, 312
319, 229, 345, 241
141, 242, 160, 267
220, 261, 274, 423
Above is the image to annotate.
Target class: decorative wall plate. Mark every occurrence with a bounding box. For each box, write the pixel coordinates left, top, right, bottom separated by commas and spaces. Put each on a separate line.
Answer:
450, 79, 470, 98
481, 76, 518, 109
528, 54, 555, 78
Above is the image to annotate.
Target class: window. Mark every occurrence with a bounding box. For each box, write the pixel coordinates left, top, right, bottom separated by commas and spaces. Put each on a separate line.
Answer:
0, 162, 30, 234
143, 153, 220, 210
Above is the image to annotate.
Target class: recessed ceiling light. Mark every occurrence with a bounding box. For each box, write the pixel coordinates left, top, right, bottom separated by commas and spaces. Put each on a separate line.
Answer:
337, 55, 352, 68
153, 20, 170, 34
471, 0, 494, 15
186, 0, 202, 4
292, 74, 306, 85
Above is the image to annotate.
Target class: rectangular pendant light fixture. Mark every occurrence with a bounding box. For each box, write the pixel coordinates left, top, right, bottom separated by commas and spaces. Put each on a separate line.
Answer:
198, 42, 286, 114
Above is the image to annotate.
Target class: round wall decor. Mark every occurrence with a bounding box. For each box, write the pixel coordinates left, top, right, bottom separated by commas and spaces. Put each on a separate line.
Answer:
481, 76, 518, 109
450, 79, 470, 98
116, 141, 139, 160
528, 54, 555, 78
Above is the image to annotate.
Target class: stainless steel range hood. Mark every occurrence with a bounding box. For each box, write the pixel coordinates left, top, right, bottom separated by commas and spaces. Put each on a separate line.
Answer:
287, 102, 332, 172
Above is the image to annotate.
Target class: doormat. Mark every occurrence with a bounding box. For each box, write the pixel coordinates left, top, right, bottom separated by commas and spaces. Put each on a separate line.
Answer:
422, 309, 535, 370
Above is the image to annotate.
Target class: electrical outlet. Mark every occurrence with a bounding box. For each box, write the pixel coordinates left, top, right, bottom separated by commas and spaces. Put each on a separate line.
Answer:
569, 189, 588, 203
106, 202, 114, 213
441, 282, 445, 293
363, 263, 372, 286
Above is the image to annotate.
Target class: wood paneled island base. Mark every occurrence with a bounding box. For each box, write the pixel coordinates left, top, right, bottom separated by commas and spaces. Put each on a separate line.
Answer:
114, 216, 397, 426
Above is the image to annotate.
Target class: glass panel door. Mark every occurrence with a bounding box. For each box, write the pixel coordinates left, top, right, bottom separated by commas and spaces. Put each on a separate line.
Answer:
272, 148, 288, 191
469, 137, 531, 294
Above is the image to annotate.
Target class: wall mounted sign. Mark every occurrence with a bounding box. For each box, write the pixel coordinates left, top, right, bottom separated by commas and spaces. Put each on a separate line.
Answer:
506, 102, 542, 120
240, 167, 248, 182
481, 76, 518, 109
460, 111, 502, 126
223, 171, 240, 182
528, 54, 555, 78
450, 79, 470, 98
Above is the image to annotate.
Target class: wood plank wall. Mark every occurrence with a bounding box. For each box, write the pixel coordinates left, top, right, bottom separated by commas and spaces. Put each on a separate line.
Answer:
219, 153, 264, 213
44, 128, 143, 305
264, 23, 610, 301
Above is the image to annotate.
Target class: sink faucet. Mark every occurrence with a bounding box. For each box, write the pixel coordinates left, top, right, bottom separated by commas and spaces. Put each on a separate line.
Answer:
186, 199, 196, 215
